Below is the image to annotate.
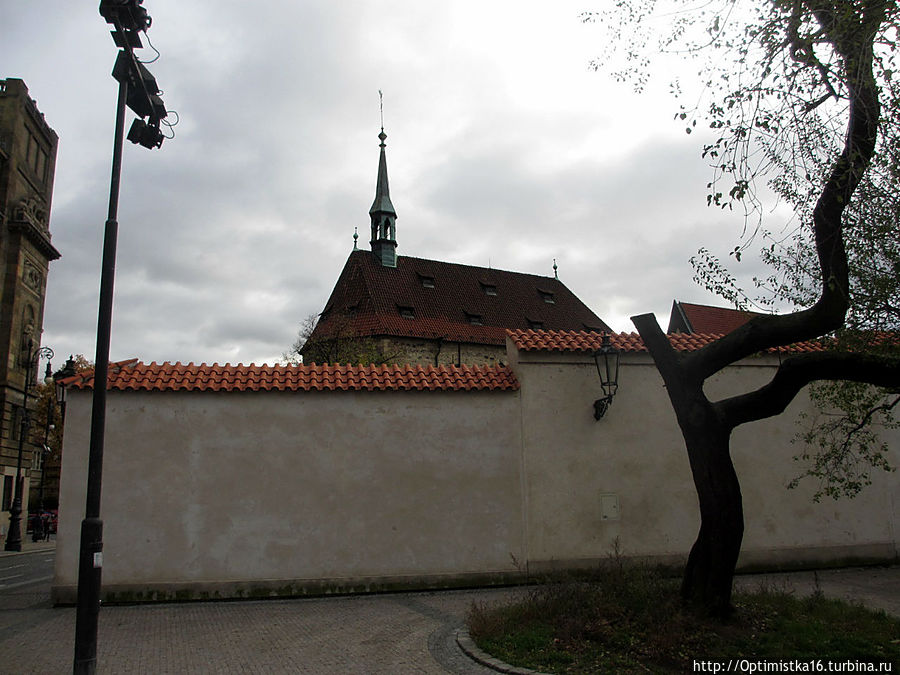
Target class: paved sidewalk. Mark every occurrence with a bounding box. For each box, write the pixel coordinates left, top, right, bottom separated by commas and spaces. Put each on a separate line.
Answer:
0, 578, 523, 674
0, 564, 896, 674
0, 537, 56, 557
734, 564, 900, 618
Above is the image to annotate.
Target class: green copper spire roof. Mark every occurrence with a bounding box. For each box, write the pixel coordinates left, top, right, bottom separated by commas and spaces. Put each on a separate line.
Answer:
369, 129, 396, 216
368, 123, 398, 267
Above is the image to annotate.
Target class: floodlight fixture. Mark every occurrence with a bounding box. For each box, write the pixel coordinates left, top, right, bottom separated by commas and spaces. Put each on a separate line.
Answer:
99, 0, 151, 34
112, 51, 166, 120
127, 118, 164, 149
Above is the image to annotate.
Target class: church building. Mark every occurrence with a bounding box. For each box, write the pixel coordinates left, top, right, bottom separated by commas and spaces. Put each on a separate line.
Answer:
0, 79, 61, 529
302, 129, 610, 366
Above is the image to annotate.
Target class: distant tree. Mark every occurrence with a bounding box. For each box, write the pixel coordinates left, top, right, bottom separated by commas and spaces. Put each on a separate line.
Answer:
66, 354, 94, 373
26, 355, 91, 511
283, 313, 398, 366
30, 354, 92, 451
589, 0, 900, 617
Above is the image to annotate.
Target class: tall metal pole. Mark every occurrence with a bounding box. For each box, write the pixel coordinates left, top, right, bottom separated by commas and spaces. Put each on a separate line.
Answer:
73, 75, 126, 675
4, 342, 37, 552
38, 395, 53, 517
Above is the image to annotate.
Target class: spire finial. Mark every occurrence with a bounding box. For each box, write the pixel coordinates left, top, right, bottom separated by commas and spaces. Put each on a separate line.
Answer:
553, 258, 558, 279
353, 227, 358, 250
378, 90, 386, 147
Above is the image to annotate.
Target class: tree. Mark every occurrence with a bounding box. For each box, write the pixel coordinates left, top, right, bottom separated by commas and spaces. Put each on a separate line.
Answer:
27, 354, 92, 511
688, 33, 900, 500
283, 313, 398, 366
590, 1, 900, 616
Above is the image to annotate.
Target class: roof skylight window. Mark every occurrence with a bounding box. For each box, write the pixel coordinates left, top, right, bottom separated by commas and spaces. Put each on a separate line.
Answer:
481, 283, 497, 296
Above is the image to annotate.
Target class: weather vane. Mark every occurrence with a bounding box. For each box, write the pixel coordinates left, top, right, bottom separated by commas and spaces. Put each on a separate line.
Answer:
378, 89, 384, 131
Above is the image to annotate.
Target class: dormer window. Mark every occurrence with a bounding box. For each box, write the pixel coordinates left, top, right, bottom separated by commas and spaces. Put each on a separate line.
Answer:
538, 290, 555, 304
527, 319, 543, 330
398, 306, 415, 319
419, 274, 435, 289
481, 283, 497, 296
466, 312, 483, 326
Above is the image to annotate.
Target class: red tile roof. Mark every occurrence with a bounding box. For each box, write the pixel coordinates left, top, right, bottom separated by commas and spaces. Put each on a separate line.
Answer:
507, 329, 828, 354
305, 251, 609, 349
62, 360, 519, 392
668, 301, 762, 335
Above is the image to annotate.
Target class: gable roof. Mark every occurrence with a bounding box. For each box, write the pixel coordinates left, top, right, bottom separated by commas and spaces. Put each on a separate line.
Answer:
63, 359, 519, 393
667, 300, 763, 335
305, 250, 610, 349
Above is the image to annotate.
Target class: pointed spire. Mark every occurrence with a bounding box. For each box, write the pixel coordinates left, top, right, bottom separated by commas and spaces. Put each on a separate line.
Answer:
369, 92, 398, 267
369, 129, 396, 217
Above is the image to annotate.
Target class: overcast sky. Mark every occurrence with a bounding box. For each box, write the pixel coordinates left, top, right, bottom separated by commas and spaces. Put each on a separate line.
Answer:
2, 1, 785, 366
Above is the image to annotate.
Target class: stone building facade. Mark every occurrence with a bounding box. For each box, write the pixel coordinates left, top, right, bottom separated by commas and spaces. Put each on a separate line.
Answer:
301, 129, 609, 367
0, 78, 60, 528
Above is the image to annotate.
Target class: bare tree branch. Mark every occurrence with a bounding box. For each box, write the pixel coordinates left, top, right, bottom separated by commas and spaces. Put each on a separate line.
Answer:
717, 351, 900, 427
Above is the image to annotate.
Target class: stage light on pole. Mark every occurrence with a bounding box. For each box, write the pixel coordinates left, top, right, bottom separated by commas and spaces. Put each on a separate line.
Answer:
99, 0, 151, 35
126, 118, 164, 149
75, 1, 170, 672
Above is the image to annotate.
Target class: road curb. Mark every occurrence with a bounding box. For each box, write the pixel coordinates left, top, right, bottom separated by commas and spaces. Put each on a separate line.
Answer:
0, 543, 56, 558
455, 628, 553, 675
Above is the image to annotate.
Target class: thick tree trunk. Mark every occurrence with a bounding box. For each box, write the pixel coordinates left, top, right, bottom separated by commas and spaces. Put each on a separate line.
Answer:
627, 0, 888, 623
632, 314, 746, 618
679, 424, 744, 617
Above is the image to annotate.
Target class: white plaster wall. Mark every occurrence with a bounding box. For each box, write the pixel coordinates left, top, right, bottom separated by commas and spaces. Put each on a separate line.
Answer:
55, 388, 525, 596
54, 349, 899, 600
511, 347, 899, 570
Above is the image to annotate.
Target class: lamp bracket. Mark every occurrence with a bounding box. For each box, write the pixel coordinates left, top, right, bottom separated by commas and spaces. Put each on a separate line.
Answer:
594, 396, 612, 421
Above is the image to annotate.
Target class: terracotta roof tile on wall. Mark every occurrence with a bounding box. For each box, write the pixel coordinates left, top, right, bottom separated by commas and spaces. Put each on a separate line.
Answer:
63, 360, 520, 393
305, 250, 610, 348
507, 329, 828, 354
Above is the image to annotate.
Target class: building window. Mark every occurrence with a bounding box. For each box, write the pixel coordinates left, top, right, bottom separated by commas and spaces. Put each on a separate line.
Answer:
398, 306, 415, 319
22, 128, 46, 183
466, 313, 483, 326
481, 283, 497, 296
538, 290, 555, 304
527, 319, 543, 330
419, 275, 435, 289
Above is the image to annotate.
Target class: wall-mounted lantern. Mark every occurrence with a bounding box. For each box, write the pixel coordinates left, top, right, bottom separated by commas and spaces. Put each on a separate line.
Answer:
593, 333, 620, 420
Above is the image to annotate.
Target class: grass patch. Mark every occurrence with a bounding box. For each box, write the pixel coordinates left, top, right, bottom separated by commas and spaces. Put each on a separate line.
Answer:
467, 563, 899, 674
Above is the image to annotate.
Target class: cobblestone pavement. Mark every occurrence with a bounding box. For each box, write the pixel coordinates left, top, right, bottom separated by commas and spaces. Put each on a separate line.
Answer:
1, 552, 897, 674
0, 572, 526, 674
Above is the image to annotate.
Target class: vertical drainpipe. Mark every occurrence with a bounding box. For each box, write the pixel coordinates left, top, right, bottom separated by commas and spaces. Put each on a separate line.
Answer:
434, 337, 444, 367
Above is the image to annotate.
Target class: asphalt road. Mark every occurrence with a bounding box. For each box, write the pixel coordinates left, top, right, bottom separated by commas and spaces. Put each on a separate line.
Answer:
0, 550, 54, 593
